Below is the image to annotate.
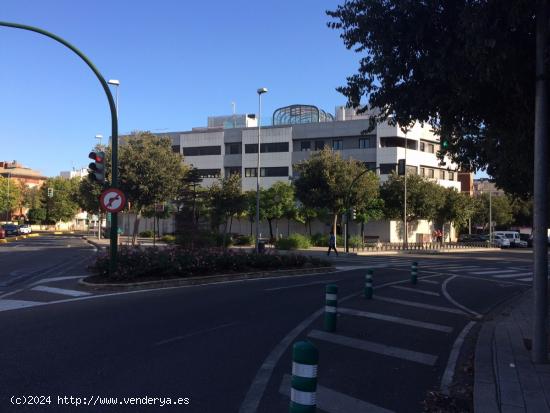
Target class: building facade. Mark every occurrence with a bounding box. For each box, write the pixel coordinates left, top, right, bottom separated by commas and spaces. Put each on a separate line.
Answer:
170, 105, 462, 193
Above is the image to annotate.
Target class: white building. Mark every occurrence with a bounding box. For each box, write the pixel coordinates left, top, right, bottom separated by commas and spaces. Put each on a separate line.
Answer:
59, 167, 88, 179
169, 105, 461, 192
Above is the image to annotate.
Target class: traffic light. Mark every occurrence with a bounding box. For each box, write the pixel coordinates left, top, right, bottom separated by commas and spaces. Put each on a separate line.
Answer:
441, 139, 449, 149
397, 158, 406, 175
47, 187, 54, 198
352, 208, 357, 220
88, 151, 105, 183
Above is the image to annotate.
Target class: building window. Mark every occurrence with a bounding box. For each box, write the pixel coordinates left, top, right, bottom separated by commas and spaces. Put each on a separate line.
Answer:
440, 170, 445, 180
332, 140, 343, 150
420, 142, 425, 152
427, 144, 435, 154
171, 145, 180, 154
364, 162, 376, 171
244, 142, 289, 154
379, 163, 396, 174
197, 169, 221, 178
300, 141, 311, 151
183, 146, 222, 156
428, 169, 435, 178
359, 137, 375, 148
225, 143, 241, 155
225, 167, 241, 177
420, 167, 425, 176
244, 167, 289, 177
314, 140, 325, 150
406, 165, 418, 175
448, 171, 454, 181
245, 168, 257, 177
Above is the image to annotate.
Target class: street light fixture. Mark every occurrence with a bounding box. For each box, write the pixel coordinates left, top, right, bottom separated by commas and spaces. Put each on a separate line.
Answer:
255, 87, 268, 253
108, 79, 120, 117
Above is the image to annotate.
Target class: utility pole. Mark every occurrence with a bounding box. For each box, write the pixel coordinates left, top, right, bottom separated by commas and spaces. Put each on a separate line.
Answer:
532, 0, 549, 364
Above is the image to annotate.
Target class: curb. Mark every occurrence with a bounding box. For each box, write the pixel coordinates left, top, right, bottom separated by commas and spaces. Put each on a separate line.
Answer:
79, 266, 336, 291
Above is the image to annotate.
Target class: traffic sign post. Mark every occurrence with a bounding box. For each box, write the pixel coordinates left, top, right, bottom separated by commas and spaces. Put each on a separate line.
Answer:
99, 188, 126, 214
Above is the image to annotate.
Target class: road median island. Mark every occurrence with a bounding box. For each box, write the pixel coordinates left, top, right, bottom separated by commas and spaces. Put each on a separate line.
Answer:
81, 245, 334, 291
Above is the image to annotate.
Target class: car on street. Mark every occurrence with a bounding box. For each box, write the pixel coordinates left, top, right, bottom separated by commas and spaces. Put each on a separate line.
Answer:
494, 231, 527, 248
493, 234, 511, 248
2, 224, 20, 236
519, 233, 533, 247
18, 224, 32, 234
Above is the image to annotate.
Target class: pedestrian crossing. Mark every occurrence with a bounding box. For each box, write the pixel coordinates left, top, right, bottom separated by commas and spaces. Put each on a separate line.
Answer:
334, 256, 543, 284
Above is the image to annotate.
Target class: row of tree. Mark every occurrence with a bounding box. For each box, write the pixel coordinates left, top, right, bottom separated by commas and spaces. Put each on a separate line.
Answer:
14, 134, 532, 243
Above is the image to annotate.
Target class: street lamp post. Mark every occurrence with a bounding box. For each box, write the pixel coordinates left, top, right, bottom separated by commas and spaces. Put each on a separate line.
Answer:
5, 172, 10, 222
255, 87, 268, 253
403, 138, 408, 249
108, 79, 120, 117
0, 21, 120, 274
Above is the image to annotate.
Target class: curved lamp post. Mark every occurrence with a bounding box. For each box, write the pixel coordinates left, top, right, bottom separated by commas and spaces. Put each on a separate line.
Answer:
0, 21, 120, 273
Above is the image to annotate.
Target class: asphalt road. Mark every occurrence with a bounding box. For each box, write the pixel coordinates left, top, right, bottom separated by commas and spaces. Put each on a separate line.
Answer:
0, 240, 541, 413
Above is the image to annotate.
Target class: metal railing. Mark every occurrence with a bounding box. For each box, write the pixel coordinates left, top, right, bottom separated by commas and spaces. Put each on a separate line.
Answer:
354, 241, 497, 252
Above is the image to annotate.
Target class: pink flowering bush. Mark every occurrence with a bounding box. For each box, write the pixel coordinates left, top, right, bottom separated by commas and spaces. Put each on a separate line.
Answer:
89, 246, 329, 280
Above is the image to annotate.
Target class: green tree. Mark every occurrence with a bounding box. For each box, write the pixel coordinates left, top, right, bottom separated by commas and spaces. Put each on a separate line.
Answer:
471, 193, 514, 230
40, 177, 80, 224
434, 188, 475, 240
118, 131, 187, 244
208, 175, 247, 246
381, 174, 445, 223
294, 148, 380, 235
327, 1, 547, 198
295, 203, 318, 237
0, 176, 21, 221
260, 181, 296, 240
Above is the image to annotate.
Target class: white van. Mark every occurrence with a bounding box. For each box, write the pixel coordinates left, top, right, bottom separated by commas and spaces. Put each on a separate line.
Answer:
494, 231, 527, 248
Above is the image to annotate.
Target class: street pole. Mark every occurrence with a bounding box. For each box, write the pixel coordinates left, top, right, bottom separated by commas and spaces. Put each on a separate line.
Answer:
532, 0, 549, 364
403, 138, 408, 248
5, 172, 10, 222
0, 22, 119, 273
255, 88, 268, 253
489, 191, 493, 244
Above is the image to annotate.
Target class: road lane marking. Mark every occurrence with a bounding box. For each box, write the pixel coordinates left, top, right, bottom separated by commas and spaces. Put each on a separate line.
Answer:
29, 275, 89, 287
420, 279, 440, 285
279, 374, 394, 413
390, 285, 441, 296
31, 286, 91, 297
308, 330, 438, 366
517, 277, 533, 282
238, 274, 441, 413
264, 279, 339, 292
440, 321, 477, 395
155, 322, 240, 346
468, 269, 517, 275
441, 275, 482, 317
492, 272, 532, 278
338, 307, 453, 333
0, 299, 41, 311
374, 296, 466, 315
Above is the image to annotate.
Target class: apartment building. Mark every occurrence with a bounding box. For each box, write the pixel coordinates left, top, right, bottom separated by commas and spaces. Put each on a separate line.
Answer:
169, 105, 462, 192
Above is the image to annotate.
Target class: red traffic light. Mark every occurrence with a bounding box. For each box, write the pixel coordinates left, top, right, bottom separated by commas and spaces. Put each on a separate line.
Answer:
88, 151, 104, 163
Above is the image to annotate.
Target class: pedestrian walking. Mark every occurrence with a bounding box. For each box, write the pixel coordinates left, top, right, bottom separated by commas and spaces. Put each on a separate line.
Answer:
327, 231, 338, 256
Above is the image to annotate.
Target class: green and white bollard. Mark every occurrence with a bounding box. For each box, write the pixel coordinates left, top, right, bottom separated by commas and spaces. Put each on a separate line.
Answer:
365, 270, 373, 299
289, 341, 318, 413
411, 261, 418, 285
324, 284, 338, 332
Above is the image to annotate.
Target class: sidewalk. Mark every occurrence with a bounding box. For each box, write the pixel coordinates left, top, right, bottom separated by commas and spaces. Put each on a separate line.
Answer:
474, 289, 550, 412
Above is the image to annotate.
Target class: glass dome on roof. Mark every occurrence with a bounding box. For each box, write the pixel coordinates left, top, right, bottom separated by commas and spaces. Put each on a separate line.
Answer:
272, 104, 334, 126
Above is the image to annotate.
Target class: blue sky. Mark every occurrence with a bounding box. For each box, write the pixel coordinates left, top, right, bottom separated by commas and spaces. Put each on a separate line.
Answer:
1, 1, 487, 179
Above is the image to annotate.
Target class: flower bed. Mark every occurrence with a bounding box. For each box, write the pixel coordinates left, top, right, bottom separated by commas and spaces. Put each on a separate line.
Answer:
88, 246, 331, 282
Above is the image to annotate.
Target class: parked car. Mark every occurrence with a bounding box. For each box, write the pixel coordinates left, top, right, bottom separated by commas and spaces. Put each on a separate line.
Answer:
519, 233, 533, 247
2, 224, 20, 236
493, 234, 511, 248
18, 224, 32, 234
494, 231, 527, 248
458, 233, 488, 244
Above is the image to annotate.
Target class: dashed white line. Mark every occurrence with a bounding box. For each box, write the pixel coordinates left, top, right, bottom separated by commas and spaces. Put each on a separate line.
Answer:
0, 299, 42, 311
279, 374, 395, 413
31, 286, 91, 297
390, 285, 441, 296
308, 329, 438, 366
374, 296, 465, 315
338, 307, 453, 333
